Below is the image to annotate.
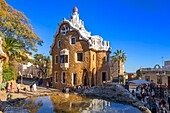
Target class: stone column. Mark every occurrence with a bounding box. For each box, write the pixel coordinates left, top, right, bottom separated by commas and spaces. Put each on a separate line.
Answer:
0, 37, 7, 83
0, 60, 2, 83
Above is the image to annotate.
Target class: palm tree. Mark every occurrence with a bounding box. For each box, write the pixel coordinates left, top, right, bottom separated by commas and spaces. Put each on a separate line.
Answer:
113, 49, 127, 83
2, 36, 27, 81
2, 36, 25, 62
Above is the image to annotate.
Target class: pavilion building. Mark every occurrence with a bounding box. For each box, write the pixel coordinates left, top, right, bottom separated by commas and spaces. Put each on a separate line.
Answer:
50, 7, 111, 89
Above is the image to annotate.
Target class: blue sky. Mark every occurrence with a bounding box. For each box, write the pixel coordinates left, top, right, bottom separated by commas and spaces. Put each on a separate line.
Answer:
6, 0, 170, 73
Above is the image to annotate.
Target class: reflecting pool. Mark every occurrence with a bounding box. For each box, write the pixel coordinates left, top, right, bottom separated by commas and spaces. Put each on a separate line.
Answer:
18, 93, 141, 113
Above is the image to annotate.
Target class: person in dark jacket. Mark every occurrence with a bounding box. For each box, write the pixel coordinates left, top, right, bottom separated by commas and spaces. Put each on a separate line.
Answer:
168, 95, 170, 110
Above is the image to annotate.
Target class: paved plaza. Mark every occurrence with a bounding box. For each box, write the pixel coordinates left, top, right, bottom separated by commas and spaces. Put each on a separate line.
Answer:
0, 83, 60, 101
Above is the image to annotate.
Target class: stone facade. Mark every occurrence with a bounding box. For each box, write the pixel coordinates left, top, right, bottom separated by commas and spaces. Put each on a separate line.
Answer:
140, 61, 170, 87
0, 37, 7, 83
50, 7, 111, 89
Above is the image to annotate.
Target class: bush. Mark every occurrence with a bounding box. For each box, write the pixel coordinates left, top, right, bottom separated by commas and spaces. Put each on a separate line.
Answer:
2, 67, 14, 81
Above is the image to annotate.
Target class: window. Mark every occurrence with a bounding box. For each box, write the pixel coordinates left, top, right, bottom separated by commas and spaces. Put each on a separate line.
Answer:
57, 40, 61, 48
77, 52, 84, 62
55, 55, 58, 64
71, 37, 76, 44
60, 55, 68, 63
72, 73, 77, 86
102, 72, 106, 82
62, 72, 66, 84
157, 76, 162, 84
54, 72, 58, 83
145, 76, 150, 81
107, 54, 110, 62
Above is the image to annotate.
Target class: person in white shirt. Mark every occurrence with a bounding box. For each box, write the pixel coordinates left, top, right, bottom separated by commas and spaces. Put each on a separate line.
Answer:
17, 83, 20, 93
33, 83, 36, 92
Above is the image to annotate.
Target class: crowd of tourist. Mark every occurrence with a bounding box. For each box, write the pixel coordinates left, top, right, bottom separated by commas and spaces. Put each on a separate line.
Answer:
131, 84, 169, 113
62, 85, 90, 93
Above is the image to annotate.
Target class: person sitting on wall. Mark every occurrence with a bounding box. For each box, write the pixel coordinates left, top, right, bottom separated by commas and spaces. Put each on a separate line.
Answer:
66, 87, 70, 93
62, 87, 66, 93
30, 83, 33, 92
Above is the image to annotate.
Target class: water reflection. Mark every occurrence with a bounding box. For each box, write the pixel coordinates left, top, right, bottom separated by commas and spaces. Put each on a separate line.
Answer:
19, 94, 141, 113
82, 99, 141, 113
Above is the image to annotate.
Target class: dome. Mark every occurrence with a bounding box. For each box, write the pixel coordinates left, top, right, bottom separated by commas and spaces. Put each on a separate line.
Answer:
73, 6, 78, 12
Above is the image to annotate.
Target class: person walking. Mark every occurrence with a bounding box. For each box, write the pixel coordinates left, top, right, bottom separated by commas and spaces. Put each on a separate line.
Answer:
46, 81, 49, 89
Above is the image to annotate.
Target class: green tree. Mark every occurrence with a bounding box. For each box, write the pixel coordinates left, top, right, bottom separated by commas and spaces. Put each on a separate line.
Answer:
34, 54, 51, 79
46, 56, 52, 78
135, 69, 140, 80
0, 0, 43, 52
0, 0, 43, 81
2, 36, 25, 62
113, 49, 127, 83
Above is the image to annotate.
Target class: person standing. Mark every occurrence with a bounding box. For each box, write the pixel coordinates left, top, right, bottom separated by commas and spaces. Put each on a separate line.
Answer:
150, 99, 158, 113
17, 83, 20, 93
168, 95, 170, 110
5, 82, 9, 93
33, 82, 37, 92
10, 82, 12, 92
151, 89, 155, 100
46, 81, 49, 89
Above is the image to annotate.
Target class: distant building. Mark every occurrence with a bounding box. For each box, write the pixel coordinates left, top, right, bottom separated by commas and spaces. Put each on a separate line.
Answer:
140, 61, 170, 87
50, 7, 111, 89
110, 57, 124, 81
17, 52, 39, 78
127, 73, 136, 80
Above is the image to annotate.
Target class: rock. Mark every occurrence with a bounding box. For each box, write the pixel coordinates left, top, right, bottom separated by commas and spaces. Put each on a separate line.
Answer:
0, 99, 30, 113
0, 101, 9, 111
4, 107, 30, 113
78, 82, 151, 113
132, 101, 145, 107
82, 82, 138, 104
137, 106, 151, 113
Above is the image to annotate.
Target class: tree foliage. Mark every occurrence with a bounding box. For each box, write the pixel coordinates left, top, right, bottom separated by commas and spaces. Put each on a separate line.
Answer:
2, 36, 25, 62
0, 0, 43, 81
2, 63, 15, 81
113, 49, 127, 63
46, 56, 52, 78
112, 49, 127, 82
34, 54, 52, 78
135, 69, 140, 79
0, 0, 43, 52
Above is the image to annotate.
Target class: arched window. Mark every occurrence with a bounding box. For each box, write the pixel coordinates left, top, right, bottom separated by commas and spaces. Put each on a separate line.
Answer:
61, 72, 66, 84
70, 37, 76, 45
57, 40, 61, 48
